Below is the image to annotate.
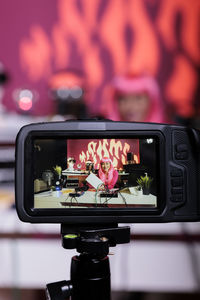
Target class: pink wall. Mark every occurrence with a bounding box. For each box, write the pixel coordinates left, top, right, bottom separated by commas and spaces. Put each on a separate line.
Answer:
67, 138, 140, 170
0, 0, 199, 118
0, 0, 57, 114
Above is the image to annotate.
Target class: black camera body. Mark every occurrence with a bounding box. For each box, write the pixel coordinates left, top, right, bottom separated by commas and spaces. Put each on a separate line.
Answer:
15, 120, 200, 224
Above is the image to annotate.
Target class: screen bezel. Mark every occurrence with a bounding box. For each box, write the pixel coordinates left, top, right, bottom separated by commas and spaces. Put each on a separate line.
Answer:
23, 130, 166, 218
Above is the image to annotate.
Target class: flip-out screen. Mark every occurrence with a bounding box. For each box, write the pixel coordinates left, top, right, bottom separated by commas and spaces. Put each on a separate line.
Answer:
33, 137, 158, 209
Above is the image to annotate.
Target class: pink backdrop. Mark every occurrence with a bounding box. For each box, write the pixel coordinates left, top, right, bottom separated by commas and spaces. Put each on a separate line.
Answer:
0, 0, 199, 118
67, 138, 140, 170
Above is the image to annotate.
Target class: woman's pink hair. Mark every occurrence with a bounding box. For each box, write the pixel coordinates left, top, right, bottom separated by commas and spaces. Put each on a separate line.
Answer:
98, 157, 115, 185
101, 74, 166, 123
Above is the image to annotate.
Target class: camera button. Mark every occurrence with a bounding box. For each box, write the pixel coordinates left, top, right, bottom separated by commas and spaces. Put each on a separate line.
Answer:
170, 169, 182, 177
176, 144, 187, 152
171, 188, 183, 195
171, 178, 183, 187
175, 152, 188, 160
175, 144, 189, 160
171, 195, 183, 202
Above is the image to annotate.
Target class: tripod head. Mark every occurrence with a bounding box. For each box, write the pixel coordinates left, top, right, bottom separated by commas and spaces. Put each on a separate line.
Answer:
61, 223, 130, 254
46, 224, 130, 300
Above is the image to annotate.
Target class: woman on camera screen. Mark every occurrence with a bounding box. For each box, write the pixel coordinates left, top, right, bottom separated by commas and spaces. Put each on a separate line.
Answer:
98, 157, 118, 190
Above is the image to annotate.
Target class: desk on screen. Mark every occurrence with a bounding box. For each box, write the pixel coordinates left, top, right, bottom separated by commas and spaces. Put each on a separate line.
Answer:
34, 188, 156, 208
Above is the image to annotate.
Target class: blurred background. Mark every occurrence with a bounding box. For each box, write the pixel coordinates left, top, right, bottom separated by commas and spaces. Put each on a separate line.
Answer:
0, 0, 200, 299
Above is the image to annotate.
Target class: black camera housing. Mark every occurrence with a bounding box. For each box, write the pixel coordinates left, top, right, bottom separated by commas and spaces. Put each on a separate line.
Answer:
15, 120, 200, 223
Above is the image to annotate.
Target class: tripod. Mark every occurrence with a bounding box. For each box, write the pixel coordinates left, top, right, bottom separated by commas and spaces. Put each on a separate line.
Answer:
46, 224, 130, 300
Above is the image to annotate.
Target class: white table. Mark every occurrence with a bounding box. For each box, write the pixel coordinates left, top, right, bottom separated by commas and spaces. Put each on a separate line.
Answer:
34, 188, 156, 208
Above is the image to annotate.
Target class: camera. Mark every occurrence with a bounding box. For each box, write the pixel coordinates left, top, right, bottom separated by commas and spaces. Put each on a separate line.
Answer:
15, 120, 200, 224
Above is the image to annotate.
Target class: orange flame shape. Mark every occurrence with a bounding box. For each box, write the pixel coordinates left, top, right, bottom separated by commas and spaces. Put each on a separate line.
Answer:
79, 139, 137, 169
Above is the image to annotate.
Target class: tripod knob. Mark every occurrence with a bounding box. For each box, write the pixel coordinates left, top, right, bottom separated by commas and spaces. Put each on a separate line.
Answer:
62, 234, 78, 249
77, 235, 109, 257
46, 280, 73, 300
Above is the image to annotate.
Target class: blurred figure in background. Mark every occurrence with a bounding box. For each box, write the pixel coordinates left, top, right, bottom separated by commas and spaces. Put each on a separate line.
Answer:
101, 74, 167, 123
48, 69, 89, 120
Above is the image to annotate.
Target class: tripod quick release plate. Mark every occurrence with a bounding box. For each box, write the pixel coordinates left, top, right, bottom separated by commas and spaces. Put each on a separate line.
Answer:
61, 224, 130, 256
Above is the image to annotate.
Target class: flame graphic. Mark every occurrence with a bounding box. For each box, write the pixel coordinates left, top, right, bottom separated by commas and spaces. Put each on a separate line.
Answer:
18, 0, 199, 117
79, 139, 138, 169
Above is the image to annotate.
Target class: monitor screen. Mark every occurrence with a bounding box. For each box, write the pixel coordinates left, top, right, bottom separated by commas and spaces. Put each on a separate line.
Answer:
33, 137, 158, 209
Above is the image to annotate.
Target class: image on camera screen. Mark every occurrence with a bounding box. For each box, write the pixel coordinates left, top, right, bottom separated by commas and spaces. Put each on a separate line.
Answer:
33, 137, 158, 209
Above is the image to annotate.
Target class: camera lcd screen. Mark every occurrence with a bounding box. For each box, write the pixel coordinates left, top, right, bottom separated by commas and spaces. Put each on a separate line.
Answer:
32, 137, 158, 210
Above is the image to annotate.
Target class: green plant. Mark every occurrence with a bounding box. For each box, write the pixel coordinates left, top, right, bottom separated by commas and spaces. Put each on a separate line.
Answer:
53, 165, 62, 176
136, 175, 153, 189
